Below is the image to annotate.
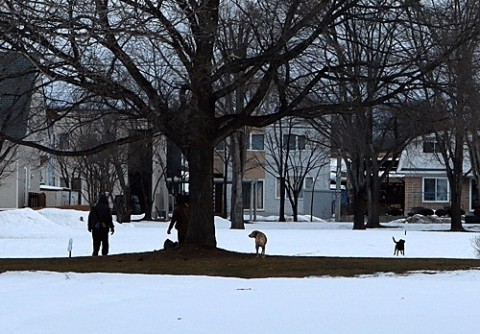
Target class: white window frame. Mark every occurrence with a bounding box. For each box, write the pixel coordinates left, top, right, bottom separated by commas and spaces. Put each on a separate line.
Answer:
282, 134, 306, 151
248, 133, 265, 151
423, 177, 449, 202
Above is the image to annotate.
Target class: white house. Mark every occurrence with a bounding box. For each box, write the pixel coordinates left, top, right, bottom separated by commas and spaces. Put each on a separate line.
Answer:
396, 135, 474, 213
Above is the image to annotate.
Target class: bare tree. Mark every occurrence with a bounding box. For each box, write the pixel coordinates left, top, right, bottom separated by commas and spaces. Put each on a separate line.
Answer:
150, 135, 170, 220
215, 9, 253, 229
307, 0, 480, 229
264, 121, 288, 222
306, 2, 423, 229
74, 115, 123, 206
419, 0, 480, 231
260, 118, 328, 221
0, 0, 354, 248
1, 1, 471, 246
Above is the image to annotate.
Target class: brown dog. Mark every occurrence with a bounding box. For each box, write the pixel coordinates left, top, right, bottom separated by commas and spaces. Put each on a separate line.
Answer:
392, 237, 405, 256
249, 230, 267, 258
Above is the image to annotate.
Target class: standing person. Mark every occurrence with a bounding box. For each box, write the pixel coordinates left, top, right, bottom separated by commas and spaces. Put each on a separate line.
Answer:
88, 194, 115, 256
167, 195, 189, 244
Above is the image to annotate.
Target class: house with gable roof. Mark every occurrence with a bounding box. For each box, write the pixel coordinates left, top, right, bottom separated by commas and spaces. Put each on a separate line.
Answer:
0, 52, 45, 209
396, 135, 475, 214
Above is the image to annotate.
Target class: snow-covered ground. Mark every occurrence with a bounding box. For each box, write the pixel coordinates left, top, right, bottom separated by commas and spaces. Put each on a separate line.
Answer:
1, 208, 480, 333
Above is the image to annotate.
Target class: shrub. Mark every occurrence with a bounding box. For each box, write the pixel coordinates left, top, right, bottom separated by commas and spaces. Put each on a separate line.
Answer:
435, 208, 449, 217
408, 207, 435, 216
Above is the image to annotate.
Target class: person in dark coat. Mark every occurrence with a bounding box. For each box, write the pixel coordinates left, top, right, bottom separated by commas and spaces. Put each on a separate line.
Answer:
167, 195, 189, 244
88, 194, 114, 256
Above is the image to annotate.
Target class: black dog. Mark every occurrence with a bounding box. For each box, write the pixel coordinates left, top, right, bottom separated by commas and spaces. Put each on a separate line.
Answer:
163, 238, 178, 250
392, 237, 405, 256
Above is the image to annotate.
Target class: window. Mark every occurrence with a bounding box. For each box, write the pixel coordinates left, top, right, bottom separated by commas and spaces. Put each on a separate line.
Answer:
249, 133, 264, 151
276, 177, 304, 199
305, 177, 314, 190
297, 135, 306, 150
243, 180, 264, 210
72, 178, 81, 192
60, 178, 68, 188
283, 134, 306, 150
215, 141, 225, 151
423, 141, 441, 153
423, 177, 448, 202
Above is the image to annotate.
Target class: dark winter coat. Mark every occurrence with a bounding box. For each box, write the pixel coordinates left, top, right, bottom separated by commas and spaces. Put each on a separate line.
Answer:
167, 203, 189, 244
88, 194, 114, 231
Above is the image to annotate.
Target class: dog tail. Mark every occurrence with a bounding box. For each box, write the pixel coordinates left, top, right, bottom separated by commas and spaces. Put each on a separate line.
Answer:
392, 237, 397, 243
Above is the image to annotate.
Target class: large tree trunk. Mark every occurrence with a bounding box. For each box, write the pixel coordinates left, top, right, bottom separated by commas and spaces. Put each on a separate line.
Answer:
348, 154, 367, 230
448, 50, 469, 232
449, 145, 465, 232
230, 132, 245, 229
366, 162, 381, 228
185, 142, 217, 248
450, 188, 464, 231
292, 196, 299, 222
352, 188, 367, 230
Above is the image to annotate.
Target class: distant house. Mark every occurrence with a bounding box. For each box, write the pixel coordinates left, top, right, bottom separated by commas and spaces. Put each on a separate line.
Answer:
213, 122, 332, 219
0, 52, 43, 209
0, 53, 332, 218
37, 107, 172, 218
396, 135, 473, 213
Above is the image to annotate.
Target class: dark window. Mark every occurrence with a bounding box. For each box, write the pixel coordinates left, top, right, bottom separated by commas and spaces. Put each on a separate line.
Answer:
242, 180, 264, 210
249, 134, 264, 151
423, 178, 448, 202
297, 135, 306, 150
423, 141, 441, 153
283, 134, 306, 151
215, 141, 225, 151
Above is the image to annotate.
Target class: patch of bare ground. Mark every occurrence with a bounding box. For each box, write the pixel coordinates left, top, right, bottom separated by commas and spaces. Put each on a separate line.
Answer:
0, 247, 479, 278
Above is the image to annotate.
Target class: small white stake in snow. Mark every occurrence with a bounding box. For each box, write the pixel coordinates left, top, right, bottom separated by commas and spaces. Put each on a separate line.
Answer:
68, 238, 73, 258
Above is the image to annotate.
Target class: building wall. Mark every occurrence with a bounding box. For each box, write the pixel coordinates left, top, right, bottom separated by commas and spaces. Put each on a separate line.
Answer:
219, 124, 331, 218
0, 53, 42, 209
0, 168, 23, 209
404, 176, 471, 213
0, 150, 42, 210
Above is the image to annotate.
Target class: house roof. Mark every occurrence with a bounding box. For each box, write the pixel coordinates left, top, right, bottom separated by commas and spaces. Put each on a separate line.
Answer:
396, 136, 472, 176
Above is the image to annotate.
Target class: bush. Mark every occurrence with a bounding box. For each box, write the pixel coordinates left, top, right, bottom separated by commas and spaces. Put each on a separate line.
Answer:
435, 208, 449, 217
474, 207, 480, 217
408, 207, 434, 216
